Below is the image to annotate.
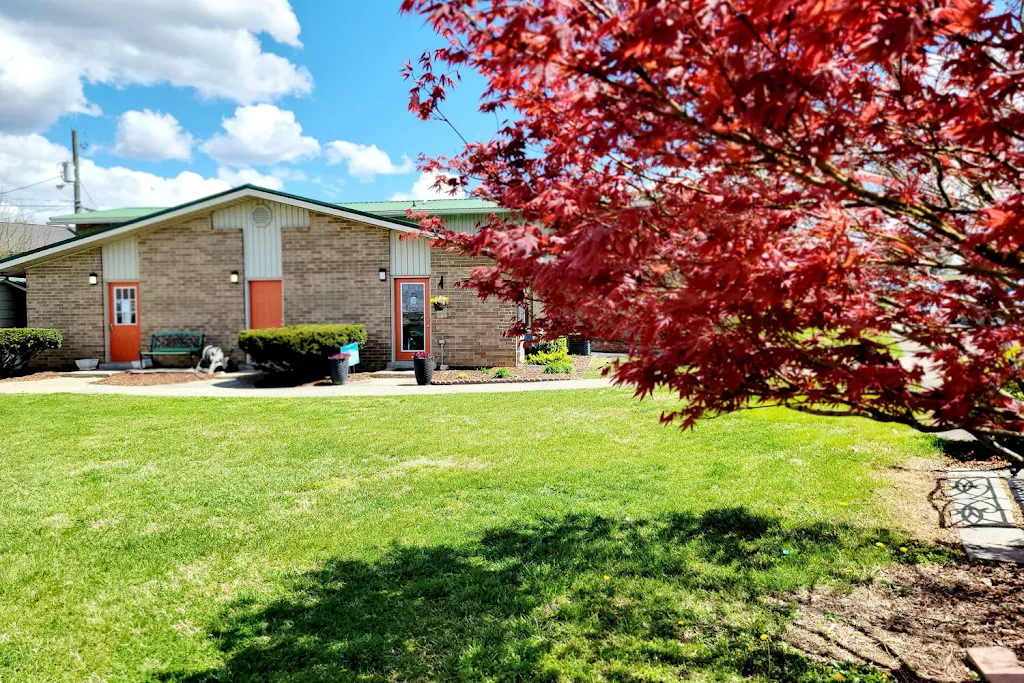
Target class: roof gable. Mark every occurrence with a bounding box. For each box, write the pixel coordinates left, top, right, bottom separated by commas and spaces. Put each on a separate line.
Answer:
0, 185, 423, 276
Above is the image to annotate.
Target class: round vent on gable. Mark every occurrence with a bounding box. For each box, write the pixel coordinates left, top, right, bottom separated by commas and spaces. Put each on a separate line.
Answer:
251, 204, 273, 228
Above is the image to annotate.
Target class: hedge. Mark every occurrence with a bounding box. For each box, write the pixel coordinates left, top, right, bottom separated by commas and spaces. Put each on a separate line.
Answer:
0, 328, 63, 378
238, 324, 367, 376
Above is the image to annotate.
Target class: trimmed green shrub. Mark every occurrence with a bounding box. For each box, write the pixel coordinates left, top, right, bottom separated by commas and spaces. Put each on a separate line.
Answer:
0, 328, 62, 378
238, 324, 367, 376
492, 367, 512, 378
527, 337, 571, 368
543, 359, 574, 374
529, 337, 568, 357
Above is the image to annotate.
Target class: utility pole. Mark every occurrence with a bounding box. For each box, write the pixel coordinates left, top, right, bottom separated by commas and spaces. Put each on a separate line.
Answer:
71, 129, 82, 214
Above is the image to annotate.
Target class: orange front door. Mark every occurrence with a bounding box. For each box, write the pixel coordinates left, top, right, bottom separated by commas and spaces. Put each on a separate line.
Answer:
249, 280, 283, 329
394, 278, 430, 361
108, 282, 141, 362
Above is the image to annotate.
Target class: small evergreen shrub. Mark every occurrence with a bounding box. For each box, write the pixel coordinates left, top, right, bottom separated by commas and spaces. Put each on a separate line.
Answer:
528, 337, 569, 368
0, 328, 63, 378
492, 367, 512, 378
543, 359, 574, 374
239, 324, 367, 377
527, 337, 573, 372
528, 337, 568, 357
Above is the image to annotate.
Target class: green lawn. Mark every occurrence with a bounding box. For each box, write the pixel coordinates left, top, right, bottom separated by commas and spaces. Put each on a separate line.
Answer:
0, 390, 948, 682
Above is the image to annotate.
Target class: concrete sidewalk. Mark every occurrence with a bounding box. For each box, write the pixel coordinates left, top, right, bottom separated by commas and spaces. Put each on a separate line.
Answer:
0, 372, 617, 398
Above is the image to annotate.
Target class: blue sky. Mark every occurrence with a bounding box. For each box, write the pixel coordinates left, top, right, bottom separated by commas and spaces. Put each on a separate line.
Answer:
0, 1, 496, 219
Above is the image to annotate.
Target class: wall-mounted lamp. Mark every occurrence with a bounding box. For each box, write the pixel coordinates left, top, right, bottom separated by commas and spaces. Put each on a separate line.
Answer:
378, 268, 387, 282
229, 270, 240, 284
88, 273, 98, 286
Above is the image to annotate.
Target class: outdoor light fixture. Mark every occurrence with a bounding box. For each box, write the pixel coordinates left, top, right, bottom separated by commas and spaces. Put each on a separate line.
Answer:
230, 271, 240, 284
378, 268, 387, 281
88, 273, 98, 285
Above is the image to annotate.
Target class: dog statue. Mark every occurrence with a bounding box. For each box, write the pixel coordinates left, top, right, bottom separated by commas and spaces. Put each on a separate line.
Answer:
196, 345, 226, 375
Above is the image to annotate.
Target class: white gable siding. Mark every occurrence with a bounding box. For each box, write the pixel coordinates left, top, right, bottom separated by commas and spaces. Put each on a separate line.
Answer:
101, 237, 139, 280
390, 232, 431, 276
212, 199, 309, 280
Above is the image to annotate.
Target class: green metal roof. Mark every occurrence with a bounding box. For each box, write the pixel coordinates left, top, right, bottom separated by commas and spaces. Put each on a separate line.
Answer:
49, 207, 166, 223
338, 198, 505, 214
48, 198, 505, 224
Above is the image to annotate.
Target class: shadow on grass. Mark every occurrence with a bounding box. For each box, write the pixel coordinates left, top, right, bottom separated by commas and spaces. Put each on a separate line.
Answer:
158, 508, 938, 682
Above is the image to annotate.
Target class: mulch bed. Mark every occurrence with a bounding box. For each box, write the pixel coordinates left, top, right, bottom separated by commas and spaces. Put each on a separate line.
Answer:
0, 372, 63, 383
785, 562, 1024, 682
430, 355, 591, 385
94, 372, 224, 386
782, 454, 1024, 682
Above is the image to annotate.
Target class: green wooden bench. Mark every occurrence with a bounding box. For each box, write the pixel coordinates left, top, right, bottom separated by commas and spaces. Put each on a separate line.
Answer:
140, 331, 204, 367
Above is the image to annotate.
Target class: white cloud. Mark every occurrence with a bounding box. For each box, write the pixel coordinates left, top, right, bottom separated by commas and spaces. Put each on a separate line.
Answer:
390, 172, 466, 201
0, 133, 282, 218
270, 166, 307, 182
0, 1, 312, 133
325, 140, 414, 182
201, 104, 320, 166
215, 167, 283, 190
113, 110, 193, 162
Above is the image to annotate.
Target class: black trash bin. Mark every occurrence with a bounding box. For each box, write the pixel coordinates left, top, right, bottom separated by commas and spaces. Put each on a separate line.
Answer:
568, 337, 591, 356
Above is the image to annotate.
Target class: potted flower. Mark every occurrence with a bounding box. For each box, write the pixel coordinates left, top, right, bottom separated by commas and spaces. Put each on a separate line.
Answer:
327, 352, 351, 385
412, 351, 435, 385
430, 295, 449, 311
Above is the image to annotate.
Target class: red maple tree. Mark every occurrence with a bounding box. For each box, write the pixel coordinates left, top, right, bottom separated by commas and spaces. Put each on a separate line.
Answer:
401, 0, 1024, 461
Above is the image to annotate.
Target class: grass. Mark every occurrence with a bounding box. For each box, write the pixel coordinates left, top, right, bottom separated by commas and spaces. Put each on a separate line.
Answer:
0, 390, 947, 682
584, 355, 618, 379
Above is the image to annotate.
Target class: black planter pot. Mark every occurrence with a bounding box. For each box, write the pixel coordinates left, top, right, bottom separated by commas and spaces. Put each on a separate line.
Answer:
329, 356, 350, 385
568, 337, 591, 356
413, 357, 435, 385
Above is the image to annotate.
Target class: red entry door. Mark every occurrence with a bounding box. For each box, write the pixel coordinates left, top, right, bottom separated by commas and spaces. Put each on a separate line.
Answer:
249, 280, 283, 329
394, 278, 430, 361
108, 282, 141, 362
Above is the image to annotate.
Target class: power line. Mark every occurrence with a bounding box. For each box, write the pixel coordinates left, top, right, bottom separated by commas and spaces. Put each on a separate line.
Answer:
81, 182, 98, 211
0, 176, 61, 195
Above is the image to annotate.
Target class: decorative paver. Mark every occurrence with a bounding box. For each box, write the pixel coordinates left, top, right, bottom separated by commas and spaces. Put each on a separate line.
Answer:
946, 468, 1024, 564
958, 527, 1024, 564
946, 470, 1017, 528
1009, 473, 1024, 518
967, 646, 1024, 682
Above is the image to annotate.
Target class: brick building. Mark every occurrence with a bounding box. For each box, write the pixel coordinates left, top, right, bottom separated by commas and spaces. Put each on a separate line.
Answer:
0, 185, 519, 371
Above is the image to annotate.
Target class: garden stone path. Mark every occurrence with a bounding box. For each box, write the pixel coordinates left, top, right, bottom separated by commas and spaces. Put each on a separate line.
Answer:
945, 469, 1024, 564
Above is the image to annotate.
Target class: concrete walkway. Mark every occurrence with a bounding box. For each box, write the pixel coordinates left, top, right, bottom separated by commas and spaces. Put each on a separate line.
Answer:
0, 372, 616, 398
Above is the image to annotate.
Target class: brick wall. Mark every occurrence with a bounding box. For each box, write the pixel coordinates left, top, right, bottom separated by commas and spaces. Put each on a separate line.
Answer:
429, 249, 520, 367
282, 214, 392, 370
23, 208, 520, 372
26, 248, 104, 368
138, 215, 246, 364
